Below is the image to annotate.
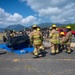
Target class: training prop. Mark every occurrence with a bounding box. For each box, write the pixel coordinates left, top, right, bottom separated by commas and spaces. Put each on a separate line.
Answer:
0, 44, 34, 54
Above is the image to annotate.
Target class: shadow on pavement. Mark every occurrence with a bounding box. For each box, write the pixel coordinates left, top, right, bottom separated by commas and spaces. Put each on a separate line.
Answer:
71, 49, 74, 53
41, 51, 48, 57
0, 51, 7, 55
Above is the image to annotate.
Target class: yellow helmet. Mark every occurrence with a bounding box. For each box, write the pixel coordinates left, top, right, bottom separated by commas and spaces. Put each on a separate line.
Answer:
37, 28, 40, 31
52, 24, 57, 27
49, 27, 52, 30
60, 32, 65, 35
32, 25, 37, 28
66, 26, 71, 29
56, 28, 58, 30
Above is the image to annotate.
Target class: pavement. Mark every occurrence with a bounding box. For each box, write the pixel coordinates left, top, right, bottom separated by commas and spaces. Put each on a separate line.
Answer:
0, 36, 75, 75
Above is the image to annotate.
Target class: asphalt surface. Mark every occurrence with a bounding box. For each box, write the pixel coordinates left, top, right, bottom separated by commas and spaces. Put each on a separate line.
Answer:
0, 36, 75, 75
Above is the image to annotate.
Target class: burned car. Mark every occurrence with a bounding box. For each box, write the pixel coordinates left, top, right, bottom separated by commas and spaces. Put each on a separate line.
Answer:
3, 29, 31, 50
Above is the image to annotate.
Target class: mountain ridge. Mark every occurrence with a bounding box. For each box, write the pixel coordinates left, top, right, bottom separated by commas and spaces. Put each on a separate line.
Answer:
0, 23, 64, 32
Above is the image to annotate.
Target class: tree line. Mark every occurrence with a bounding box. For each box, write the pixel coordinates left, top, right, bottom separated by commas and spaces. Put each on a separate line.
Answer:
61, 23, 75, 30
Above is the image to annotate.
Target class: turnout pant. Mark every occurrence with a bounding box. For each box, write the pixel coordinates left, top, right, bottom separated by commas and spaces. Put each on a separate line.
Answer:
50, 42, 59, 53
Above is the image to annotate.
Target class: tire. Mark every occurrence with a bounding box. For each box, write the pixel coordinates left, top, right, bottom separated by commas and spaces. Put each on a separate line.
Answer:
3, 36, 7, 42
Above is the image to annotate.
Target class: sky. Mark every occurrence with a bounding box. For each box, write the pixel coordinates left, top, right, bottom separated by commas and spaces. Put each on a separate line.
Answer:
0, 0, 75, 28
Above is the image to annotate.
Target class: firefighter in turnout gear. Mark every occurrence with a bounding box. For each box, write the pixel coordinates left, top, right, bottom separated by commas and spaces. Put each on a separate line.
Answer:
49, 27, 53, 48
10, 30, 16, 37
56, 27, 60, 54
37, 28, 45, 54
49, 24, 60, 55
49, 27, 52, 33
65, 26, 72, 54
60, 32, 66, 51
30, 25, 43, 58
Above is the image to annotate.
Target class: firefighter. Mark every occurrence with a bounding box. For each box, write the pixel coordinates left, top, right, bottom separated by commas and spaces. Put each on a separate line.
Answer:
49, 27, 52, 33
49, 27, 53, 48
65, 26, 72, 54
50, 24, 59, 55
56, 27, 60, 54
60, 32, 66, 51
10, 30, 16, 37
30, 25, 43, 58
37, 28, 45, 53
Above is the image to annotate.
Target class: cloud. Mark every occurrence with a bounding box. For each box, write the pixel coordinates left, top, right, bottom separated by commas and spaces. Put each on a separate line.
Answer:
23, 0, 75, 23
38, 7, 62, 17
21, 15, 37, 24
0, 8, 37, 27
22, 0, 69, 10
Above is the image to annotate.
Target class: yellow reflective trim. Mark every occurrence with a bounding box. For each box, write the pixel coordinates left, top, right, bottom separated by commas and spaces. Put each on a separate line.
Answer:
51, 39, 60, 44
56, 50, 59, 53
70, 36, 72, 38
34, 53, 38, 56
67, 50, 71, 53
33, 35, 40, 38
36, 39, 41, 41
54, 34, 59, 36
50, 34, 52, 37
33, 40, 42, 44
51, 50, 55, 53
66, 42, 71, 44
